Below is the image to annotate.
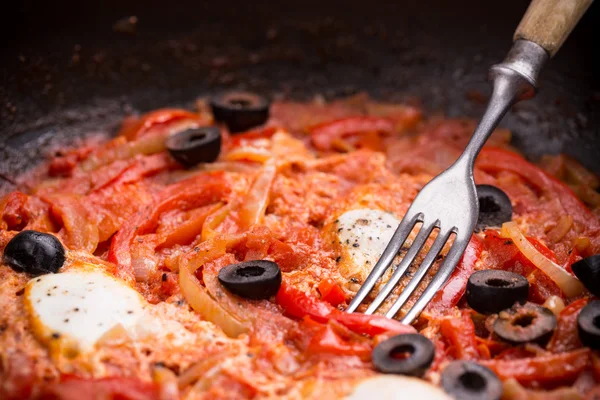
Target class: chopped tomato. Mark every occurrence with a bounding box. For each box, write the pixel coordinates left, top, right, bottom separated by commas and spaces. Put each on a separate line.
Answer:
439, 310, 485, 360
276, 282, 334, 323
0, 353, 35, 400
45, 194, 99, 253
318, 279, 346, 307
427, 236, 483, 312
493, 346, 537, 361
36, 375, 161, 400
547, 298, 588, 353
0, 191, 29, 231
309, 117, 394, 151
118, 108, 205, 140
482, 348, 590, 386
48, 146, 94, 177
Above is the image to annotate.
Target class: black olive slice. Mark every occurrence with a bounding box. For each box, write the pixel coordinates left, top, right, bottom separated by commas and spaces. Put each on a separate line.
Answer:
475, 185, 512, 231
572, 255, 600, 297
493, 303, 556, 344
210, 91, 270, 133
166, 126, 221, 168
466, 270, 529, 314
3, 230, 65, 275
372, 334, 435, 377
577, 300, 600, 350
218, 260, 281, 300
441, 361, 502, 400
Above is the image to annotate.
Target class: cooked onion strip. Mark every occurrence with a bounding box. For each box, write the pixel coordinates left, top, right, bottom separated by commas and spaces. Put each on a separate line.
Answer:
223, 147, 272, 163
201, 204, 232, 241
179, 263, 248, 338
178, 352, 230, 388
238, 160, 277, 227
546, 215, 573, 243
500, 222, 585, 297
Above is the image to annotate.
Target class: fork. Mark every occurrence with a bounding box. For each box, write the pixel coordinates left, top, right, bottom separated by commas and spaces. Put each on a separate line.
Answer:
346, 0, 593, 324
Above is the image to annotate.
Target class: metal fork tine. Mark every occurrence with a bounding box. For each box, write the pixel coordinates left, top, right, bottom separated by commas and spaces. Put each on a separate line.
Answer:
385, 229, 451, 319
346, 212, 422, 313
364, 220, 438, 314
401, 232, 470, 324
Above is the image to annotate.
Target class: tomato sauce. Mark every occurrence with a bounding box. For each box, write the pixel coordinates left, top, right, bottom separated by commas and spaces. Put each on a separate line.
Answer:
1, 95, 599, 399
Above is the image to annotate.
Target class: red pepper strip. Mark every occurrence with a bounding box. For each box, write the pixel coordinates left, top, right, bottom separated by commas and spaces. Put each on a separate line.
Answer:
309, 117, 394, 151
332, 313, 416, 336
90, 153, 174, 193
36, 375, 160, 400
547, 298, 588, 353
477, 147, 598, 229
318, 279, 346, 307
482, 230, 563, 303
307, 323, 372, 358
481, 348, 590, 385
118, 108, 204, 140
276, 282, 415, 336
427, 236, 483, 312
108, 172, 231, 274
439, 310, 485, 360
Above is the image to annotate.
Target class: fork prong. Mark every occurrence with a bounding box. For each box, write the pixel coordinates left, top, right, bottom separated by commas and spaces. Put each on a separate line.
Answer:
401, 232, 470, 324
346, 212, 423, 313
364, 219, 438, 315
385, 228, 451, 319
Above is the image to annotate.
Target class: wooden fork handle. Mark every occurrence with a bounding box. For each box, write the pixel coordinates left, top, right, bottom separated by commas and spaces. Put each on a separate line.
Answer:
514, 0, 593, 57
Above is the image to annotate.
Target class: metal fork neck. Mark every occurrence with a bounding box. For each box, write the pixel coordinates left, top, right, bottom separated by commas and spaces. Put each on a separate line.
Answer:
455, 40, 549, 169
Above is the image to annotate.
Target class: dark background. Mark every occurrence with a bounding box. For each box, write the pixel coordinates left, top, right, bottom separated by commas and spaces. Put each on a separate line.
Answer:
1, 0, 598, 193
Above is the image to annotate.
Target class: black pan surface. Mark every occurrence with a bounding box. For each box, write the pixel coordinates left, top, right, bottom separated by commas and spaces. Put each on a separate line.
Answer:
1, 0, 598, 195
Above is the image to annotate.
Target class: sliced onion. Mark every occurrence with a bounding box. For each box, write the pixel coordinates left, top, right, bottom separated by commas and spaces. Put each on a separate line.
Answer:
179, 244, 248, 338
80, 134, 167, 173
546, 215, 573, 243
153, 364, 179, 400
500, 221, 585, 298
238, 160, 277, 227
178, 352, 230, 388
201, 204, 232, 241
543, 295, 566, 316
179, 265, 248, 338
574, 237, 591, 254
223, 147, 272, 163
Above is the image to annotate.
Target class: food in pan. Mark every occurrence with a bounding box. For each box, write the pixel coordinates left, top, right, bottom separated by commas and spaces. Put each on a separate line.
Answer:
1, 92, 599, 399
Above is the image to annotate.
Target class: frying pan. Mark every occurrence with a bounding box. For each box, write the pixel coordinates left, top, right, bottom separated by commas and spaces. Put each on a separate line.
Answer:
1, 0, 598, 196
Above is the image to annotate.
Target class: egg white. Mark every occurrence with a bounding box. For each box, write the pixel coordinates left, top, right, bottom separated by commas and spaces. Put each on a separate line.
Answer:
24, 263, 193, 355
333, 208, 400, 283
347, 376, 451, 400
